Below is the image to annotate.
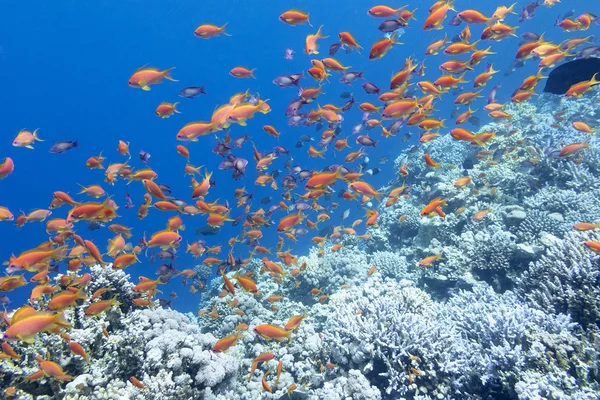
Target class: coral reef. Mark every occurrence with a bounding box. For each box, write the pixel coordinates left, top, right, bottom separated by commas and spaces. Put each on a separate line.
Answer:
3, 84, 600, 400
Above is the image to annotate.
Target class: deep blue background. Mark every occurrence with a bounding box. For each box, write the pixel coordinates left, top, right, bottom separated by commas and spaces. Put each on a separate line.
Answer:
0, 0, 595, 313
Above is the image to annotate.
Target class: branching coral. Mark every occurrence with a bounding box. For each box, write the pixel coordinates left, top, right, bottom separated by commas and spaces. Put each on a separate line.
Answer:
518, 230, 600, 329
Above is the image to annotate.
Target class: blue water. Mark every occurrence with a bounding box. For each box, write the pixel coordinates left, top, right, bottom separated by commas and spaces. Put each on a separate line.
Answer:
0, 0, 594, 315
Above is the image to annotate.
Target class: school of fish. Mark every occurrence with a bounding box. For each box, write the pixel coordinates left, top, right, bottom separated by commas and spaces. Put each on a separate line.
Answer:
1, 0, 600, 395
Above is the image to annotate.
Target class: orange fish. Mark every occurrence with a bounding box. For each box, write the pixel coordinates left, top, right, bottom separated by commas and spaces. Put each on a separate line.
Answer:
213, 332, 244, 352
559, 142, 590, 157
155, 102, 180, 118
348, 181, 382, 201
419, 254, 445, 267
279, 9, 311, 26
147, 230, 182, 250
473, 210, 491, 221
584, 241, 600, 254
12, 129, 43, 149
573, 222, 599, 231
128, 66, 177, 91
85, 295, 121, 316
457, 9, 490, 24
129, 376, 147, 389
369, 32, 402, 59
176, 121, 213, 141
571, 122, 595, 134
0, 157, 14, 180
230, 66, 256, 79
194, 23, 230, 38
36, 356, 73, 382
254, 324, 293, 342
338, 31, 362, 53
4, 311, 70, 343
565, 73, 600, 97
368, 5, 406, 17
305, 168, 344, 190
305, 25, 327, 55
424, 154, 441, 168
423, 1, 453, 30
421, 198, 447, 216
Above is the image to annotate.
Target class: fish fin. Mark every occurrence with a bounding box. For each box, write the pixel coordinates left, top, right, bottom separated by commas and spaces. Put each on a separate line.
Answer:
20, 335, 36, 344
33, 128, 43, 141
220, 23, 231, 36
141, 85, 151, 91
162, 67, 178, 82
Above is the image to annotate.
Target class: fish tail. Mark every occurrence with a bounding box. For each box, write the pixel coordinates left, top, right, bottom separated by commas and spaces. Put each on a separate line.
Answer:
162, 67, 178, 82
75, 288, 87, 300
173, 102, 181, 114
220, 23, 231, 36
316, 24, 327, 39
53, 311, 71, 327
33, 128, 43, 141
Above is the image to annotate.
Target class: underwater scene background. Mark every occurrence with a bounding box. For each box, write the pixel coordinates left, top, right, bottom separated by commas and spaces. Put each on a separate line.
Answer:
1, 0, 600, 398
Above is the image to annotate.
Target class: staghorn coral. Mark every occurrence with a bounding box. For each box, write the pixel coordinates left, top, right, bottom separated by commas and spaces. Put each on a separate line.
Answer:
325, 281, 598, 400
518, 230, 600, 329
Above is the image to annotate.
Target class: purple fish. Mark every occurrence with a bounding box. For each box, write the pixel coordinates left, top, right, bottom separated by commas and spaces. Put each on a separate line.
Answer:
213, 143, 230, 156
328, 165, 350, 174
288, 114, 303, 125
124, 192, 134, 209
289, 73, 303, 82
378, 19, 405, 32
357, 135, 378, 147
157, 250, 176, 260
247, 94, 259, 105
273, 146, 290, 156
320, 136, 334, 147
578, 46, 600, 59
0, 295, 10, 305
232, 134, 250, 148
288, 165, 302, 174
449, 14, 463, 26
49, 140, 78, 154
286, 98, 305, 116
273, 74, 302, 88
488, 84, 501, 104
352, 123, 365, 135
519, 1, 540, 22
284, 48, 295, 60
294, 227, 308, 236
342, 96, 355, 112
282, 175, 297, 189
294, 202, 311, 211
362, 82, 381, 94
157, 184, 171, 194
234, 158, 248, 174
298, 170, 313, 180
179, 85, 206, 98
139, 149, 151, 163
329, 42, 343, 56
521, 32, 540, 41
340, 71, 364, 85
388, 119, 405, 134
219, 159, 234, 170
